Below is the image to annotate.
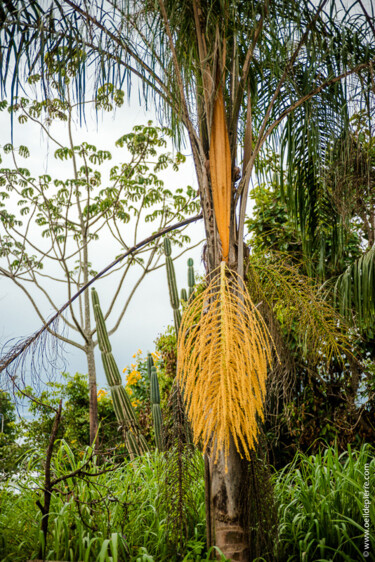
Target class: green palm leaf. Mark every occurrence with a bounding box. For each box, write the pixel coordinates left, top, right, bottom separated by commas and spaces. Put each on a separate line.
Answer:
334, 244, 375, 336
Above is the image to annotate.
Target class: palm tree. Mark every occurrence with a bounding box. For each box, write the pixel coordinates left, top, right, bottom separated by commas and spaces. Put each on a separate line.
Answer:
1, 1, 374, 558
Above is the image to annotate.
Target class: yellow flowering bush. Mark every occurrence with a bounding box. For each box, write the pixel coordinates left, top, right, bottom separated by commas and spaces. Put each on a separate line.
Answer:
97, 389, 108, 401
123, 349, 161, 408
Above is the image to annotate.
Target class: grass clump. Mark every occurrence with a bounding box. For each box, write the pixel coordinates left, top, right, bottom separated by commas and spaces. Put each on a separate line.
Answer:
275, 444, 374, 561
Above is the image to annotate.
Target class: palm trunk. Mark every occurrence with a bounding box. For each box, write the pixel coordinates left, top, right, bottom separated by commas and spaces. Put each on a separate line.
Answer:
208, 439, 251, 561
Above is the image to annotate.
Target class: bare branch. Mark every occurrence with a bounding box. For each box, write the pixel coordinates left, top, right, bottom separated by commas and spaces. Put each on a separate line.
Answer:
0, 213, 203, 374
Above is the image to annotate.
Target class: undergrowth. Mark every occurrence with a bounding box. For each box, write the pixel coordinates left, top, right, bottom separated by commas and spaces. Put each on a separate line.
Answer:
0, 443, 373, 561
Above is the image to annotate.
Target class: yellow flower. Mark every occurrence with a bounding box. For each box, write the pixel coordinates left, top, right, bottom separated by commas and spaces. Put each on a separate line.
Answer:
97, 389, 108, 401
122, 366, 128, 373
127, 370, 141, 386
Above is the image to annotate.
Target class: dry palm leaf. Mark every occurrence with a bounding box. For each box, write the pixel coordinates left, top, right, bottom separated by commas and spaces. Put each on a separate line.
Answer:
209, 86, 231, 261
177, 262, 274, 467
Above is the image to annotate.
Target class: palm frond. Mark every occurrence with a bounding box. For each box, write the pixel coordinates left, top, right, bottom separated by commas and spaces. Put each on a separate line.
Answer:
334, 244, 375, 337
246, 252, 352, 366
177, 262, 274, 466
275, 10, 375, 269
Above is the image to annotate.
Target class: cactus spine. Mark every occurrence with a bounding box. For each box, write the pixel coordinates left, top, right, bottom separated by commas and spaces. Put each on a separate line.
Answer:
91, 288, 148, 457
163, 238, 182, 333
148, 353, 164, 451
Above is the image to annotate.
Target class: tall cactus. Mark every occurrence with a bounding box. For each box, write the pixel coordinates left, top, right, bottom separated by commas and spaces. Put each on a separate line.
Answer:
180, 288, 188, 304
163, 239, 196, 332
187, 258, 195, 299
91, 288, 148, 457
163, 238, 181, 333
148, 353, 164, 451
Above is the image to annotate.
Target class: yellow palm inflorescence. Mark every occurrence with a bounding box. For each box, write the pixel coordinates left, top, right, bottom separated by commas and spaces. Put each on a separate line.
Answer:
177, 262, 274, 467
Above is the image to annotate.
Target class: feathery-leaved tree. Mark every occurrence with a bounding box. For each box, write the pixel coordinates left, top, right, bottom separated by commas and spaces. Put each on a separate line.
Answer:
1, 0, 374, 557
0, 63, 199, 444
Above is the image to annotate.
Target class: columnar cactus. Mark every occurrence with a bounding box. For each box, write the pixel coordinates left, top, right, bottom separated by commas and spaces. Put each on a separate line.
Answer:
91, 288, 148, 457
163, 238, 182, 333
187, 258, 195, 299
148, 353, 164, 451
163, 239, 197, 331
180, 288, 188, 304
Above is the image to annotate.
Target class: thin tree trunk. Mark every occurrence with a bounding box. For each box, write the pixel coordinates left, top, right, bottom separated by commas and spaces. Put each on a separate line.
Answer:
86, 339, 98, 445
36, 401, 62, 560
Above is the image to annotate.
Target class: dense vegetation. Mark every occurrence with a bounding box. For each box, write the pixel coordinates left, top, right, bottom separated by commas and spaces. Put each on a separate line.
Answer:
1, 438, 373, 560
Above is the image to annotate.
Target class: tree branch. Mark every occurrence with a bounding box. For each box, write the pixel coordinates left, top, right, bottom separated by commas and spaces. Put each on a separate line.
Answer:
0, 213, 203, 373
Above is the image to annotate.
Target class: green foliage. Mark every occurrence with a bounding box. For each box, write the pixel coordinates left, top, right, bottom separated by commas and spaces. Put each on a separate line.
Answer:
0, 112, 198, 270
123, 350, 153, 440
0, 67, 199, 449
154, 328, 178, 416
335, 244, 375, 338
0, 390, 17, 440
246, 252, 375, 464
329, 109, 375, 337
270, 347, 375, 466
1, 442, 371, 561
0, 391, 27, 478
274, 445, 375, 561
158, 382, 199, 557
18, 373, 120, 454
246, 174, 375, 466
246, 180, 303, 257
0, 444, 207, 562
246, 179, 362, 277
123, 349, 171, 449
324, 109, 375, 250
247, 253, 351, 366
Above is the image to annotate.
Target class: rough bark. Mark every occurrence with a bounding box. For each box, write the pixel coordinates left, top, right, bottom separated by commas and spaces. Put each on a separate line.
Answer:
208, 438, 251, 561
86, 339, 99, 445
